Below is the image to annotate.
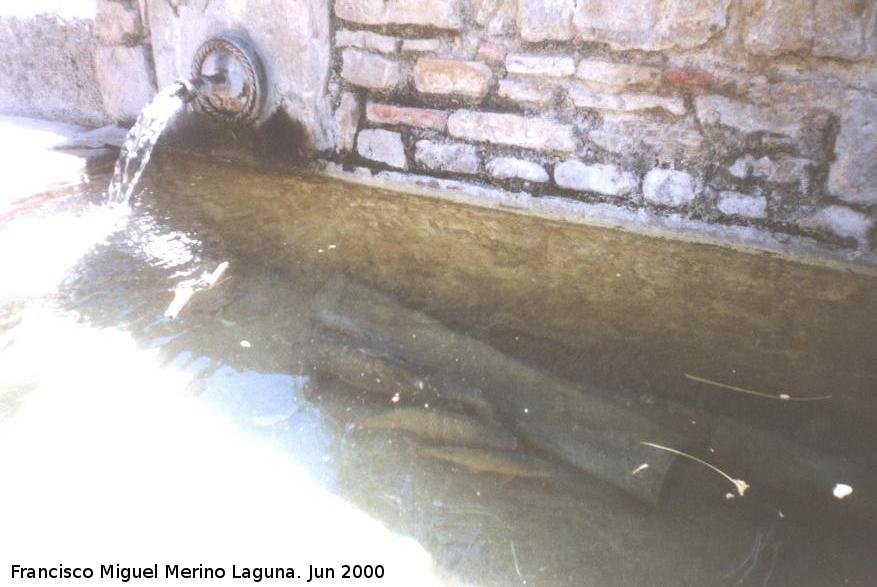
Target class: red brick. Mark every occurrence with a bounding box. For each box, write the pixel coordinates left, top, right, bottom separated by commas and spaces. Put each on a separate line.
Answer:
366, 102, 449, 131
663, 67, 715, 89
475, 41, 507, 63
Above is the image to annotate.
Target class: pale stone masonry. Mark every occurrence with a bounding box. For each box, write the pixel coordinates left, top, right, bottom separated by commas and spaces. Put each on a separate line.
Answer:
323, 0, 876, 255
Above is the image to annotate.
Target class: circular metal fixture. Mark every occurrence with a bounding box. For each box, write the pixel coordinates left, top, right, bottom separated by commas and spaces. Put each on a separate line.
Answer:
190, 31, 266, 125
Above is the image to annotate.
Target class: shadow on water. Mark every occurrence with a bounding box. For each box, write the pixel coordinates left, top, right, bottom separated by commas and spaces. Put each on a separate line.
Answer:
14, 152, 877, 585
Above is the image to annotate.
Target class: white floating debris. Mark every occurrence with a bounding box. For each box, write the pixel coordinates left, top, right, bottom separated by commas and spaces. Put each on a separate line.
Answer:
833, 483, 853, 499
778, 510, 784, 518
391, 392, 400, 403
631, 463, 649, 475
240, 340, 252, 348
725, 493, 735, 500
328, 244, 337, 249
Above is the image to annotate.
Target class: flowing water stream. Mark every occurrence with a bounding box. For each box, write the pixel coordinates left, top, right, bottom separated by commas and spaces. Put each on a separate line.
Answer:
107, 84, 186, 205
1, 146, 876, 584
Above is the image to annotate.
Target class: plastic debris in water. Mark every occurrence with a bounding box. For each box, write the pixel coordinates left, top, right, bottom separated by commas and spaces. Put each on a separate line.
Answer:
642, 441, 749, 496
684, 373, 832, 402
240, 340, 252, 348
833, 483, 853, 499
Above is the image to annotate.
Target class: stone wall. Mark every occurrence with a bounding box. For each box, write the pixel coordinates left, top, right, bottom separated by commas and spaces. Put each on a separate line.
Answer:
0, 3, 109, 126
325, 0, 877, 256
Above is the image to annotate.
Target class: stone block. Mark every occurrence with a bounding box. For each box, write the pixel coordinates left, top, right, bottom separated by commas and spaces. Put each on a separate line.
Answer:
497, 80, 555, 108
751, 155, 813, 184
366, 103, 448, 131
487, 157, 549, 183
401, 39, 442, 53
744, 0, 812, 57
555, 160, 638, 196
475, 41, 508, 62
333, 92, 361, 152
447, 110, 577, 152
356, 128, 407, 168
472, 0, 516, 35
568, 85, 686, 116
573, 0, 731, 51
415, 140, 480, 174
335, 29, 398, 53
717, 191, 767, 219
94, 45, 156, 123
695, 95, 801, 137
95, 0, 144, 44
643, 168, 696, 207
518, 0, 575, 41
590, 113, 704, 163
505, 54, 576, 78
576, 60, 662, 89
414, 59, 492, 99
828, 90, 877, 205
801, 205, 874, 247
813, 0, 877, 60
341, 49, 400, 90
334, 0, 463, 30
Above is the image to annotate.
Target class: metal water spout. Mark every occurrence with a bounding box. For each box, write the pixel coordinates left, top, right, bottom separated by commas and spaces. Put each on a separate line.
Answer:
177, 31, 267, 126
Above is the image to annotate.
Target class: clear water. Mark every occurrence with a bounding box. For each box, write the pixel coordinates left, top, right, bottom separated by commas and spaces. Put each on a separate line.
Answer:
2, 153, 876, 585
107, 84, 185, 205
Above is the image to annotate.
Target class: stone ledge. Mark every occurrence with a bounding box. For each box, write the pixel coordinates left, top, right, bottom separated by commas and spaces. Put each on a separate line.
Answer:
318, 163, 877, 274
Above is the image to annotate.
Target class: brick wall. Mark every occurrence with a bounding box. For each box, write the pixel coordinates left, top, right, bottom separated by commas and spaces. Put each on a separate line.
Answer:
325, 0, 877, 255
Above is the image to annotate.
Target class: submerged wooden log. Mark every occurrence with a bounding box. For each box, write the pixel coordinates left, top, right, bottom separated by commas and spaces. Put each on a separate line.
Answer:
359, 406, 518, 450
312, 277, 684, 505
306, 337, 493, 415
418, 445, 555, 479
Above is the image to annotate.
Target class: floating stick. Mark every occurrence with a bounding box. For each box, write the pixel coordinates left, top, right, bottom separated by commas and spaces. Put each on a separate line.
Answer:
641, 441, 749, 496
684, 373, 832, 402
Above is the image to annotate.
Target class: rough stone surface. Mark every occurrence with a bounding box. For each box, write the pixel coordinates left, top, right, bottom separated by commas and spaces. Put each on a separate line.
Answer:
335, 29, 398, 53
414, 59, 492, 99
0, 13, 109, 126
695, 95, 801, 137
576, 60, 662, 89
333, 92, 361, 152
573, 0, 731, 51
475, 40, 507, 62
589, 114, 704, 163
813, 0, 877, 60
341, 49, 400, 90
518, 0, 575, 42
555, 160, 638, 196
415, 140, 480, 174
802, 206, 874, 247
334, 0, 463, 30
448, 110, 576, 152
497, 80, 555, 108
366, 102, 448, 131
751, 155, 813, 184
744, 0, 812, 57
356, 129, 407, 168
828, 90, 877, 205
487, 157, 549, 183
147, 0, 335, 150
717, 191, 767, 219
94, 45, 156, 123
96, 0, 144, 44
472, 0, 516, 35
505, 54, 576, 78
401, 39, 441, 53
568, 85, 685, 116
643, 168, 696, 207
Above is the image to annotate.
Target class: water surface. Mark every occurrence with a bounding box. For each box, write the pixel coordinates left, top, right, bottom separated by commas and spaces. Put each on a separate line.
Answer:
1, 153, 876, 585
